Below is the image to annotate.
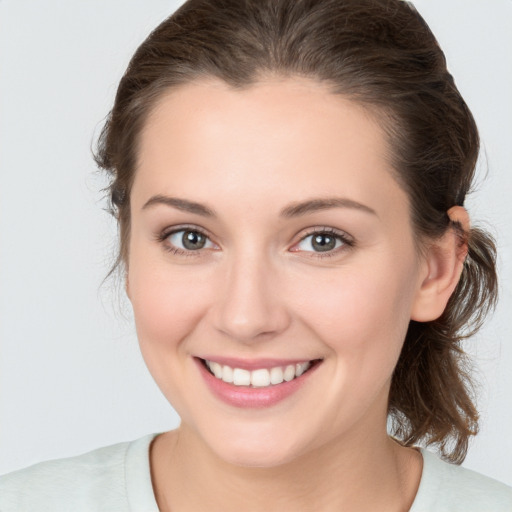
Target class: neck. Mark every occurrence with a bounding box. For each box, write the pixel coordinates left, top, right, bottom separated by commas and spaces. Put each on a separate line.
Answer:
150, 422, 422, 512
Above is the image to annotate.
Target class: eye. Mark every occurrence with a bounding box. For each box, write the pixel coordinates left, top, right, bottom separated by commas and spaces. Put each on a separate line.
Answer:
164, 228, 216, 253
292, 228, 353, 255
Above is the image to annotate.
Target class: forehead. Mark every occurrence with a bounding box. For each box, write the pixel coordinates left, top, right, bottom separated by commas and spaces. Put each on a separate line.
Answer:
133, 77, 407, 218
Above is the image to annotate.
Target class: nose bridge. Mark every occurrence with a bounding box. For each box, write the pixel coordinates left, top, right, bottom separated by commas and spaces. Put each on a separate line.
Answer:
213, 245, 290, 342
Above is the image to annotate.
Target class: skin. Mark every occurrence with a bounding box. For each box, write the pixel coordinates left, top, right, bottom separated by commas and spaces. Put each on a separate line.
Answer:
126, 77, 467, 511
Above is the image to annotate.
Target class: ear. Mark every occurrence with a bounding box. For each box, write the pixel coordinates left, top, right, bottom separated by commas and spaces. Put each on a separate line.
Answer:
410, 206, 469, 322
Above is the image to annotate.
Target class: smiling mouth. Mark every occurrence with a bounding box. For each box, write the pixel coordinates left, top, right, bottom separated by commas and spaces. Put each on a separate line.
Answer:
200, 358, 321, 388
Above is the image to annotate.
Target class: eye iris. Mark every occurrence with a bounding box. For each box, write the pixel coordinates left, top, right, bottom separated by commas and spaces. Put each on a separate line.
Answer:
182, 231, 206, 250
312, 234, 336, 252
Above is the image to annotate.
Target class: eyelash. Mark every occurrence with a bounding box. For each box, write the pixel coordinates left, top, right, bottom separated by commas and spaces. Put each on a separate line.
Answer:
156, 225, 355, 259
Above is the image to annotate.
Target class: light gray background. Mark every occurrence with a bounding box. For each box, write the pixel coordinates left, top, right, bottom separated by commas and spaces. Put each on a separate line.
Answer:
1, 0, 511, 484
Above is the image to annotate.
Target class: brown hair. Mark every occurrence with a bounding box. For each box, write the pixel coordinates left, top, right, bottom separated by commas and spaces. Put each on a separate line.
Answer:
95, 0, 498, 463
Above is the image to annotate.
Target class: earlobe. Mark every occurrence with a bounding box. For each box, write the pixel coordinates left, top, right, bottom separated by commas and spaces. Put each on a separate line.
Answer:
410, 207, 469, 322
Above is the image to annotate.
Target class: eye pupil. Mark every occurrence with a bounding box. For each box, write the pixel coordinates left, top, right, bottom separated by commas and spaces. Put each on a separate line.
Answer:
312, 234, 336, 252
182, 230, 206, 250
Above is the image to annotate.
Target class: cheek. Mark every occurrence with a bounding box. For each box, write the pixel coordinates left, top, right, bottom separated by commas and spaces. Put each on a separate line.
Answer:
127, 257, 220, 421
291, 256, 420, 428
294, 256, 419, 363
127, 253, 214, 354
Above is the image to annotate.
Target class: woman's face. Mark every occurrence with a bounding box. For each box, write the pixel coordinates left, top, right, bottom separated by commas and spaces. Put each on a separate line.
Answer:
128, 77, 428, 467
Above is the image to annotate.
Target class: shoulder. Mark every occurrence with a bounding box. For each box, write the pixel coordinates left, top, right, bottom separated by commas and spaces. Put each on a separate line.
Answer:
410, 448, 512, 511
0, 434, 159, 512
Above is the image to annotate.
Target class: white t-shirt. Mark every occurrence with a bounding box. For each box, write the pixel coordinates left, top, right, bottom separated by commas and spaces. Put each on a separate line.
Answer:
1, 433, 511, 511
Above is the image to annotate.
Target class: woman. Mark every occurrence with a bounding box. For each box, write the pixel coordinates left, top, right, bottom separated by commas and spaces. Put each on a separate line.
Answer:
1, 0, 511, 510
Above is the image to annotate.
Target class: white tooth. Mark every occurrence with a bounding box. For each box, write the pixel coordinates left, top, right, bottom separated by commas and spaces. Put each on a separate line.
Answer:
222, 365, 233, 383
251, 369, 271, 387
295, 362, 310, 377
233, 368, 251, 386
270, 366, 284, 385
210, 361, 223, 379
283, 364, 296, 382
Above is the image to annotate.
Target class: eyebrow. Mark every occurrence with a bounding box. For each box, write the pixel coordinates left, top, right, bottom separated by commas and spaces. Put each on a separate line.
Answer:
280, 197, 377, 218
142, 195, 377, 218
142, 195, 216, 217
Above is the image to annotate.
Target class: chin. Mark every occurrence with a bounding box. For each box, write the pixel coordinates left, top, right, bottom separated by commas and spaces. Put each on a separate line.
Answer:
199, 423, 311, 469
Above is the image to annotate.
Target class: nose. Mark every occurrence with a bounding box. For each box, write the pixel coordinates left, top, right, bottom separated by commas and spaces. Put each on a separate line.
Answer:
212, 253, 291, 343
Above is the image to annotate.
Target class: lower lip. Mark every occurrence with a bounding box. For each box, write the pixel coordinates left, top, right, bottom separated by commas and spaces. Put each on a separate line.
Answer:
195, 358, 320, 409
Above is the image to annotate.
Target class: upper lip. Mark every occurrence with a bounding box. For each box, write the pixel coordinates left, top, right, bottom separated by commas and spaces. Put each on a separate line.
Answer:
196, 356, 321, 370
